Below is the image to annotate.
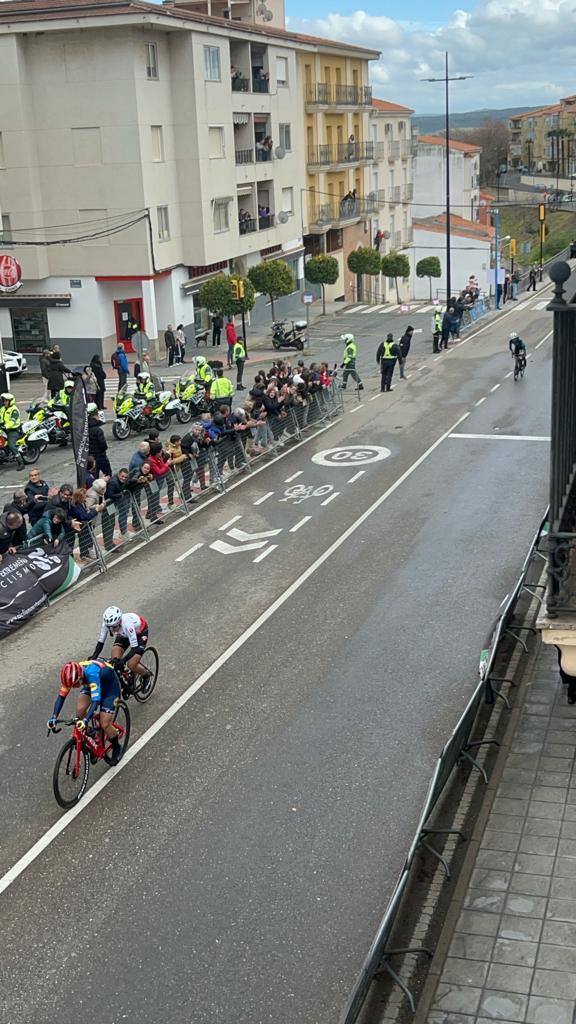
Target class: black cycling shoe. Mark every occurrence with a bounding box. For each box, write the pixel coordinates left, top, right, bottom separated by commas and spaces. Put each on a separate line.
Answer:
107, 740, 122, 766
139, 670, 153, 695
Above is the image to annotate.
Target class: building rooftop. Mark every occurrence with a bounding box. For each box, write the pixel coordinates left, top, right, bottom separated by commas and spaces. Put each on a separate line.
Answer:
511, 104, 563, 121
416, 133, 482, 155
372, 98, 414, 115
0, 0, 381, 56
413, 212, 494, 241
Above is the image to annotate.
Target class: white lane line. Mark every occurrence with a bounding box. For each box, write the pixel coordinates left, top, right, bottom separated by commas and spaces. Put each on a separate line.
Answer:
175, 542, 204, 563
290, 516, 311, 533
361, 304, 385, 314
535, 338, 547, 350
369, 393, 382, 401
219, 514, 242, 531
533, 300, 550, 310
418, 364, 427, 371
534, 328, 553, 350
382, 304, 399, 313
418, 304, 435, 313
474, 397, 487, 407
253, 491, 274, 506
490, 384, 501, 393
347, 471, 365, 484
321, 491, 340, 506
449, 433, 550, 441
284, 470, 303, 483
345, 305, 367, 314
349, 404, 364, 413
505, 371, 513, 379
433, 355, 443, 362
252, 544, 278, 563
0, 407, 471, 897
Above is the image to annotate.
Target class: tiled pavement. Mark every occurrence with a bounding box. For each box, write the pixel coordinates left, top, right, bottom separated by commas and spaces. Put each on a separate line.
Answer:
425, 641, 576, 1024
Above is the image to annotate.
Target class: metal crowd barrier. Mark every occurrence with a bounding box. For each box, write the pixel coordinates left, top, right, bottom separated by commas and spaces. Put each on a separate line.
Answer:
66, 386, 343, 576
339, 510, 550, 1023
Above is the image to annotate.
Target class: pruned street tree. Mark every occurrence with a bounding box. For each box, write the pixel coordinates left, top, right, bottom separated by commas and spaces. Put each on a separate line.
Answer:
381, 251, 411, 303
347, 246, 381, 302
247, 259, 294, 321
416, 256, 442, 300
304, 254, 339, 315
198, 274, 255, 318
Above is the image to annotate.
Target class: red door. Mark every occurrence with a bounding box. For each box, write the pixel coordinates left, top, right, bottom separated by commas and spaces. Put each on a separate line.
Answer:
114, 298, 145, 352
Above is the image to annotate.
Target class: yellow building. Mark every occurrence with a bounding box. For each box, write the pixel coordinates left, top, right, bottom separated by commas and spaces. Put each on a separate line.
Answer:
297, 41, 381, 301
509, 94, 576, 174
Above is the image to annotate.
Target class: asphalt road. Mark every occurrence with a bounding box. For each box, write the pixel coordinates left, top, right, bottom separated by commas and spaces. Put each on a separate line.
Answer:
0, 287, 555, 1024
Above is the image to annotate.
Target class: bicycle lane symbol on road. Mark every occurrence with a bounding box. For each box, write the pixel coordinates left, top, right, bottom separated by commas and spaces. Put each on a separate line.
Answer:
311, 445, 391, 468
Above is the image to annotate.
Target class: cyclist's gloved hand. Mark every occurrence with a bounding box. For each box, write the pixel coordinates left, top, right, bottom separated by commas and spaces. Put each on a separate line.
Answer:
47, 717, 57, 732
76, 719, 87, 733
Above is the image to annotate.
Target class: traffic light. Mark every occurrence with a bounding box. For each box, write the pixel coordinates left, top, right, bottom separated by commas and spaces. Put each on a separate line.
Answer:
510, 238, 516, 258
237, 278, 245, 300
230, 279, 239, 301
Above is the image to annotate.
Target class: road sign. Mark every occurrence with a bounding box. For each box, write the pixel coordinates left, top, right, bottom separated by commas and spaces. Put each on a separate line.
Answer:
301, 292, 315, 304
0, 255, 22, 293
312, 445, 391, 467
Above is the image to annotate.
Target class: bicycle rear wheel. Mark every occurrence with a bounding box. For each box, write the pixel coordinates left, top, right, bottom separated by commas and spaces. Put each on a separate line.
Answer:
133, 646, 159, 703
514, 363, 519, 381
53, 738, 90, 809
103, 701, 131, 764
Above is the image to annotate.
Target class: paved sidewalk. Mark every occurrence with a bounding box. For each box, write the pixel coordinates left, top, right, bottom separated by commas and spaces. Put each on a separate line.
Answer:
425, 641, 576, 1024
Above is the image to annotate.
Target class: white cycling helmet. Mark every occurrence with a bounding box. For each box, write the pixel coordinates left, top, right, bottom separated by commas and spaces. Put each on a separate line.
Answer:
341, 333, 354, 344
103, 605, 122, 628
509, 332, 518, 341
64, 380, 75, 390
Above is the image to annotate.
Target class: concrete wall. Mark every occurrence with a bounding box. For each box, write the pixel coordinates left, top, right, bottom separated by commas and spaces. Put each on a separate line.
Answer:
410, 228, 490, 300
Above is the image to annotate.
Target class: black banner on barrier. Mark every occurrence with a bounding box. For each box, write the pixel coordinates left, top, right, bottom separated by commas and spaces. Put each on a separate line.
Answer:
69, 375, 89, 488
0, 545, 80, 638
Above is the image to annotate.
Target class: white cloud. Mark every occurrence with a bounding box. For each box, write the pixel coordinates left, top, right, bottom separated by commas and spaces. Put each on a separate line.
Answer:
287, 0, 576, 112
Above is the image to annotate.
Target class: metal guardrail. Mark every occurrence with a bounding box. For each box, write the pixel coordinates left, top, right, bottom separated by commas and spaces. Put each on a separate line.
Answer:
339, 510, 549, 1023
54, 387, 344, 580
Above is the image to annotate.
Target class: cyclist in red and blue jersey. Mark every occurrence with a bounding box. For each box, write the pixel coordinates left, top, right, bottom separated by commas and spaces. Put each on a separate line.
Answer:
90, 606, 152, 691
47, 660, 123, 764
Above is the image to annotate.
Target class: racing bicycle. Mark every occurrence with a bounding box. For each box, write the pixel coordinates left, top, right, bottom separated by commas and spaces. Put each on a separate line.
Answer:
50, 702, 131, 809
513, 352, 526, 381
113, 646, 159, 704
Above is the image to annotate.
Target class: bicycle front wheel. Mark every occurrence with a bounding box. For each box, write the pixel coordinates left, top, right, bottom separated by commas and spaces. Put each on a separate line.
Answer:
103, 700, 131, 764
133, 646, 159, 703
53, 738, 90, 809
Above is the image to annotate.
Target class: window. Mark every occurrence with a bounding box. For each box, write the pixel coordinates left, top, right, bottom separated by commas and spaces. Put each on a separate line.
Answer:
157, 205, 170, 242
398, 121, 405, 133
213, 199, 229, 233
146, 42, 158, 80
0, 132, 5, 168
11, 308, 50, 354
279, 124, 291, 151
208, 126, 225, 159
72, 127, 101, 166
204, 46, 221, 81
151, 125, 165, 162
384, 123, 392, 135
0, 213, 13, 247
281, 186, 294, 214
276, 56, 288, 87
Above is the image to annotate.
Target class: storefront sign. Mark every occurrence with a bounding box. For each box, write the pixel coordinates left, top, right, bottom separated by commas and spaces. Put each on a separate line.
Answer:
0, 255, 22, 294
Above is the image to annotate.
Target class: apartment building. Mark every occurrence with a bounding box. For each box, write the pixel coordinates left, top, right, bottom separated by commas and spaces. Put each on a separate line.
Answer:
0, 0, 378, 364
413, 135, 481, 222
508, 95, 576, 174
298, 42, 380, 302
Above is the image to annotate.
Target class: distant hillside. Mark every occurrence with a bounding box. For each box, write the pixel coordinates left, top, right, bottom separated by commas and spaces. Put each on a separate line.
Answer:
413, 107, 533, 132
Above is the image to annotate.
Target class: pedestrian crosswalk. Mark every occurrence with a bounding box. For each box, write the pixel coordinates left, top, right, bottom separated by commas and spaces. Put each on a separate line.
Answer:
338, 301, 439, 317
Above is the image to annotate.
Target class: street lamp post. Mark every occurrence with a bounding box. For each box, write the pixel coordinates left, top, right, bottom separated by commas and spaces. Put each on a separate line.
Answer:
422, 53, 473, 306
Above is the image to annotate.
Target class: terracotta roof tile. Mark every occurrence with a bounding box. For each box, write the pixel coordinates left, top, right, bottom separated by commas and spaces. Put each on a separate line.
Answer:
413, 212, 493, 240
372, 98, 414, 114
416, 133, 482, 155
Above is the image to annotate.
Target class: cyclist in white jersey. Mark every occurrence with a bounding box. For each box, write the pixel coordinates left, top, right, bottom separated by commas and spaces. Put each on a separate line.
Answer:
90, 606, 151, 684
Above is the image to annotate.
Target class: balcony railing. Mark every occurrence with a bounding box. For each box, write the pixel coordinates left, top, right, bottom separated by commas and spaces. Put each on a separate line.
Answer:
306, 141, 375, 167
388, 185, 401, 204
308, 195, 378, 226
231, 76, 249, 92
258, 213, 275, 229
305, 83, 373, 106
388, 141, 401, 159
402, 226, 413, 246
252, 75, 269, 93
235, 148, 254, 165
256, 147, 273, 162
392, 230, 403, 248
239, 217, 257, 235
402, 183, 413, 202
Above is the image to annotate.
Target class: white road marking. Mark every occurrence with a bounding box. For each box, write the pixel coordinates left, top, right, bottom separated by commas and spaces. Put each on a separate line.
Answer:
433, 355, 443, 362
345, 305, 367, 314
418, 364, 427, 371
533, 300, 549, 310
175, 542, 204, 563
0, 407, 472, 897
211, 538, 268, 555
474, 397, 487, 407
219, 514, 243, 531
285, 470, 303, 483
349, 404, 364, 413
505, 371, 513, 379
381, 304, 399, 313
369, 393, 382, 401
361, 304, 386, 314
347, 471, 365, 484
490, 383, 501, 392
289, 516, 311, 532
535, 338, 547, 349
320, 491, 340, 506
228, 527, 282, 542
253, 544, 278, 563
449, 433, 550, 441
253, 491, 274, 506
418, 304, 435, 313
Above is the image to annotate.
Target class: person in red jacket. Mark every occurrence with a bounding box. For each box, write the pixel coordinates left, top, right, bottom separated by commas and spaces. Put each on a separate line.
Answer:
147, 441, 170, 521
225, 318, 237, 368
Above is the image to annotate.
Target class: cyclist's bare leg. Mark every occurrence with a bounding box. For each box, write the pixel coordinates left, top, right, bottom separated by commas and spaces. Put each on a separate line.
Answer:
125, 652, 148, 678
100, 710, 119, 741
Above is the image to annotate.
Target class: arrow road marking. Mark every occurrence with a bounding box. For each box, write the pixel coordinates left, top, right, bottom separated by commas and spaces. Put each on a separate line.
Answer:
227, 527, 282, 542
211, 538, 270, 554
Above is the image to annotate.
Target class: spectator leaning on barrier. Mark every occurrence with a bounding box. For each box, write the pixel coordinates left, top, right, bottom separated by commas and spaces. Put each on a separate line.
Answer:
87, 404, 112, 477
71, 487, 98, 563
48, 484, 82, 548
2, 491, 29, 547
106, 468, 130, 539
27, 507, 67, 547
25, 468, 49, 525
0, 510, 25, 558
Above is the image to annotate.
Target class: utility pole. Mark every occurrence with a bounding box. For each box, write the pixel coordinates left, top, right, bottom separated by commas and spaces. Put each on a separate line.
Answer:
422, 54, 473, 307
494, 208, 500, 309
538, 203, 546, 282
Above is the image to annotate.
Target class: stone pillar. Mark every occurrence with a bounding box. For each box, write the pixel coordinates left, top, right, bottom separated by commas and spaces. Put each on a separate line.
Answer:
141, 278, 159, 359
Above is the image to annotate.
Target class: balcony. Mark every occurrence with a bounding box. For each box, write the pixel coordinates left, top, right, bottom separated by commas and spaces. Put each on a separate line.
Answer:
402, 226, 413, 246
308, 195, 377, 230
306, 141, 375, 168
402, 183, 413, 202
239, 216, 257, 235
252, 74, 269, 93
235, 148, 254, 165
231, 76, 249, 92
305, 83, 373, 107
388, 185, 401, 204
388, 141, 401, 159
258, 212, 275, 230
509, 144, 522, 157
392, 230, 403, 248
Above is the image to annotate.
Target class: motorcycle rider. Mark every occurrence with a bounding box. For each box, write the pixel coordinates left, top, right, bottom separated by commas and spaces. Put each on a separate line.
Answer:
0, 393, 23, 467
210, 368, 234, 408
48, 378, 74, 414
195, 356, 214, 391
134, 371, 156, 402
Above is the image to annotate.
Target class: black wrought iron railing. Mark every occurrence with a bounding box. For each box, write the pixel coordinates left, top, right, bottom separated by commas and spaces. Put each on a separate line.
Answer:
238, 217, 257, 235
305, 83, 372, 106
306, 141, 375, 167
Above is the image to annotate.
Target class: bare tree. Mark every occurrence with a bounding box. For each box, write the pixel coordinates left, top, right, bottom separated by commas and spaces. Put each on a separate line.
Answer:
452, 118, 510, 186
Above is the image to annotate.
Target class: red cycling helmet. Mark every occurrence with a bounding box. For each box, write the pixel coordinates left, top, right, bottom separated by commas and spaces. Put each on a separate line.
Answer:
60, 662, 83, 689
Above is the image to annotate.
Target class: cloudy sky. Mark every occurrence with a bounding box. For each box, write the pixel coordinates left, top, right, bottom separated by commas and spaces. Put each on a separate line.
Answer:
285, 0, 576, 114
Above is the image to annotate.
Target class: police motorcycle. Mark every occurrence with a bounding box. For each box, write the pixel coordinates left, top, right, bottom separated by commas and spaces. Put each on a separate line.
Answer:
271, 319, 307, 351
0, 420, 49, 466
169, 371, 210, 424
27, 400, 71, 449
112, 373, 173, 440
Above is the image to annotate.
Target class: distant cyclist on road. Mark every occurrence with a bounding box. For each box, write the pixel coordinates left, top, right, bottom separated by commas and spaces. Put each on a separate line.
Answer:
90, 606, 152, 692
47, 659, 123, 764
509, 332, 527, 368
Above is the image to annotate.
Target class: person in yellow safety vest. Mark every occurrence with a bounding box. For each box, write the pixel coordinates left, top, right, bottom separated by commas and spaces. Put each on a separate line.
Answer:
433, 309, 442, 353
176, 372, 198, 402
195, 356, 214, 392
340, 334, 363, 391
134, 372, 156, 402
376, 332, 400, 392
210, 368, 234, 406
0, 392, 23, 464
232, 339, 246, 390
48, 379, 75, 412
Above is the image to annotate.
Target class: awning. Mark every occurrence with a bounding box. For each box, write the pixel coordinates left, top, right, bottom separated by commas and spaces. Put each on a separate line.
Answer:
0, 293, 71, 309
233, 112, 250, 126
236, 184, 254, 196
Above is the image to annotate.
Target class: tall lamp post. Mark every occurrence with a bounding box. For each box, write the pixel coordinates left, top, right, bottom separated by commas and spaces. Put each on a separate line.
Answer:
422, 53, 473, 305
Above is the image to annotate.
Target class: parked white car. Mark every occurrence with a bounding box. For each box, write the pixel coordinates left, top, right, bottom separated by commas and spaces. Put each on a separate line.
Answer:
3, 350, 27, 377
